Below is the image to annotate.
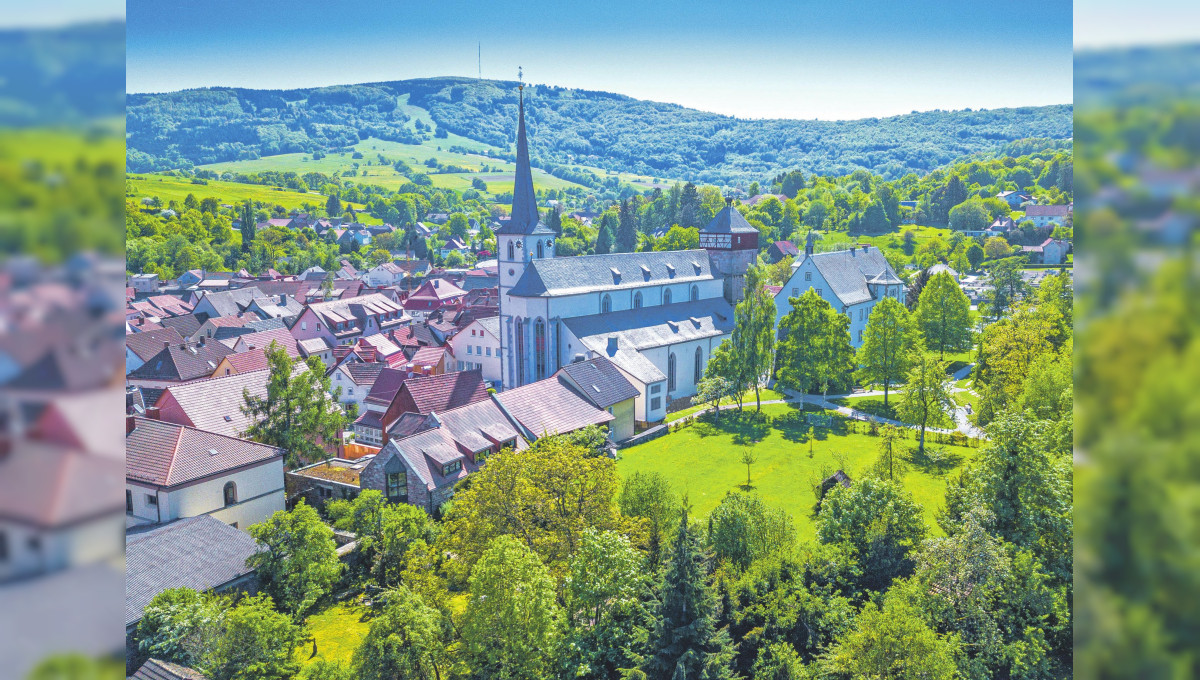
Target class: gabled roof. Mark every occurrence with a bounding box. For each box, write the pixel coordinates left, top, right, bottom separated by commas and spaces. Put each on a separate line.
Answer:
495, 376, 615, 439
234, 327, 299, 356
0, 441, 124, 529
508, 249, 716, 297
127, 328, 186, 362
363, 367, 409, 407
808, 247, 901, 308
194, 287, 264, 319
155, 369, 274, 438
358, 332, 403, 358
771, 240, 800, 256
159, 313, 203, 339
1025, 204, 1071, 217
409, 345, 446, 368
400, 369, 489, 415
701, 202, 759, 234
407, 279, 466, 302
126, 417, 284, 487
555, 356, 640, 409
305, 293, 405, 327
297, 337, 331, 356
220, 348, 273, 374
342, 361, 386, 386
126, 340, 234, 383
125, 515, 260, 627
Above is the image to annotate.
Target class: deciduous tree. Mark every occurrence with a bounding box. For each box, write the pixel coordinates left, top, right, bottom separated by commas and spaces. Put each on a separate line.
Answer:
241, 342, 346, 467
895, 351, 953, 456
246, 501, 342, 616
915, 272, 972, 359
856, 297, 921, 404
776, 289, 854, 396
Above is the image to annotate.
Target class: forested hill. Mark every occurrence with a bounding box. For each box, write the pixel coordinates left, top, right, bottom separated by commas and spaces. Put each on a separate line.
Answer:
0, 21, 125, 125
127, 77, 1072, 184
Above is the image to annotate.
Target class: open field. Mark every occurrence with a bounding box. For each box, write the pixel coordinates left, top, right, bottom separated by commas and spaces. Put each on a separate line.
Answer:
126, 173, 380, 222
297, 599, 374, 668
617, 402, 979, 538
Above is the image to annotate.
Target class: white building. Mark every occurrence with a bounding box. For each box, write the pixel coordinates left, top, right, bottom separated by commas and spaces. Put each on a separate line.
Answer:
364, 262, 408, 287
448, 316, 502, 384
773, 235, 906, 348
496, 89, 756, 423
125, 417, 286, 531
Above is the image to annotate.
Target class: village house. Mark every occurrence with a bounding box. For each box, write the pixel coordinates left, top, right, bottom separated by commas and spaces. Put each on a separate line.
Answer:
403, 278, 467, 320
297, 337, 335, 368
553, 356, 640, 443
128, 273, 160, 294
291, 293, 408, 347
1020, 237, 1071, 265
996, 190, 1032, 208
364, 262, 408, 287
192, 313, 262, 342
245, 294, 303, 324
407, 345, 447, 376
439, 238, 471, 259
125, 338, 235, 389
125, 417, 286, 531
765, 240, 800, 264
353, 369, 488, 447
448, 316, 501, 384
189, 286, 265, 321
773, 234, 907, 348
331, 360, 385, 413
152, 369, 274, 439
1024, 203, 1072, 229
125, 328, 185, 374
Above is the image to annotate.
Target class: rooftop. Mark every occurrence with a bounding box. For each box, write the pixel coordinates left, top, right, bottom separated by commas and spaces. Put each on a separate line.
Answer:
126, 417, 284, 487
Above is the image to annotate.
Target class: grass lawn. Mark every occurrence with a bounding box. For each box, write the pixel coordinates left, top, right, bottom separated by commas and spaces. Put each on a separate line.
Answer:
668, 388, 789, 420
832, 394, 902, 421
127, 173, 377, 219
617, 403, 978, 538
298, 599, 375, 668
952, 388, 979, 411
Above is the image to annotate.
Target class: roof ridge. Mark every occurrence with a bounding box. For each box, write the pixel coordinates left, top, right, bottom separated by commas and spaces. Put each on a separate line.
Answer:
164, 419, 185, 486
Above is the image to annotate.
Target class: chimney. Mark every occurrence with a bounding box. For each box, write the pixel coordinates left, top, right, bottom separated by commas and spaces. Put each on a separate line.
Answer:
163, 340, 171, 349
859, 244, 871, 252
279, 294, 287, 304
126, 415, 137, 434
145, 406, 161, 420
606, 336, 618, 355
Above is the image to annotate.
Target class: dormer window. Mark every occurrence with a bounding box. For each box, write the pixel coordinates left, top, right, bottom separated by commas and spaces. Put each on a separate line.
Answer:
641, 265, 651, 280
666, 264, 676, 278
610, 268, 621, 284
442, 460, 462, 476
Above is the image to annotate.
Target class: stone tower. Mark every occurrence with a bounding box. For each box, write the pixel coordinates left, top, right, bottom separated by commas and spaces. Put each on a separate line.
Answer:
699, 197, 759, 304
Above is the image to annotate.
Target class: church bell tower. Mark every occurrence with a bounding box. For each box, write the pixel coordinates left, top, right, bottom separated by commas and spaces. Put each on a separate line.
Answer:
700, 197, 759, 304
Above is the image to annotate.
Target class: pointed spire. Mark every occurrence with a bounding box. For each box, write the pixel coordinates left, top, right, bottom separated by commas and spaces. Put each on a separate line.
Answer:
507, 85, 541, 234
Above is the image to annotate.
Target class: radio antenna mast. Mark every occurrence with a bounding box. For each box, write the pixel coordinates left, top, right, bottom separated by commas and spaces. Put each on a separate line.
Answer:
478, 42, 481, 80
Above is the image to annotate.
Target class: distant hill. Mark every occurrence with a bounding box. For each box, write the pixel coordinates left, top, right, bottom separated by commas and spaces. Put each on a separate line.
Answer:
128, 77, 1072, 184
0, 21, 125, 125
1075, 43, 1200, 108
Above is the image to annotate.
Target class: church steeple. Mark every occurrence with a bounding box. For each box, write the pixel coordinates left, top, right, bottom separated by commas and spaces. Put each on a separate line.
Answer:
502, 80, 545, 235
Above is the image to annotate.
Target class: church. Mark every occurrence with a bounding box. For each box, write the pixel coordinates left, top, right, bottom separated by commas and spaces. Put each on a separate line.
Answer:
497, 86, 758, 425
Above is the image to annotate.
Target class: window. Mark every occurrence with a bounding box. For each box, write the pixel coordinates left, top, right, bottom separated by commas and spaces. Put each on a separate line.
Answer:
858, 330, 864, 342
650, 383, 662, 395
792, 287, 799, 297
534, 318, 547, 381
690, 284, 699, 301
651, 396, 662, 410
486, 347, 491, 356
805, 271, 812, 281
634, 291, 643, 309
467, 345, 473, 355
695, 347, 703, 384
442, 460, 462, 476
816, 289, 822, 297
537, 240, 544, 259
348, 388, 354, 395
476, 345, 482, 355
146, 493, 157, 507
507, 241, 515, 260
0, 532, 6, 562
126, 490, 133, 514
668, 352, 677, 391
223, 482, 237, 507
301, 321, 307, 330
601, 295, 612, 314
385, 457, 406, 501
663, 288, 673, 305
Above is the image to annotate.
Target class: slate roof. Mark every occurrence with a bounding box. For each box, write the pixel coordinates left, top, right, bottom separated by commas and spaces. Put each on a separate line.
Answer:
131, 659, 210, 680
400, 369, 489, 414
127, 328, 186, 362
808, 247, 902, 307
297, 337, 331, 356
0, 441, 124, 529
363, 367, 409, 407
305, 293, 406, 328
126, 417, 284, 487
125, 515, 260, 627
194, 287, 264, 318
701, 203, 759, 234
343, 361, 386, 386
555, 356, 640, 409
508, 249, 716, 297
495, 376, 615, 439
155, 369, 275, 439
249, 295, 303, 319
127, 340, 235, 382
476, 315, 500, 338
358, 333, 403, 358
159, 313, 202, 339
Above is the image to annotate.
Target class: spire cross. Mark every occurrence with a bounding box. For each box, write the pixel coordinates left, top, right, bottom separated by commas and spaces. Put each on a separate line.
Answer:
518, 66, 523, 90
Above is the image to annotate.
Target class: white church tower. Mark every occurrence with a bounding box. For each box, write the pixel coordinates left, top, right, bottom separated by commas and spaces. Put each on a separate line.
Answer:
498, 81, 556, 390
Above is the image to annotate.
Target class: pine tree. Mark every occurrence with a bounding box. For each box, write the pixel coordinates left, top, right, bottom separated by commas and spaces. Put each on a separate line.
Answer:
240, 201, 256, 256
325, 193, 341, 218
642, 506, 736, 680
679, 182, 701, 228
595, 219, 615, 255
546, 205, 562, 236
617, 199, 639, 253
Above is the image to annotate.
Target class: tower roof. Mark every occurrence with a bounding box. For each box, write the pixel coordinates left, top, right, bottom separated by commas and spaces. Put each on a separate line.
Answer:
497, 88, 553, 236
701, 199, 759, 235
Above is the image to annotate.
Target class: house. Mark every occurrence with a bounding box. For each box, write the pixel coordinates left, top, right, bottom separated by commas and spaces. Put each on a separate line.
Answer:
1024, 204, 1072, 229
126, 328, 185, 374
553, 356, 640, 442
448, 316, 501, 383
927, 263, 960, 282
125, 338, 236, 389
125, 417, 286, 530
297, 337, 335, 367
245, 294, 303, 324
996, 191, 1032, 208
128, 273, 160, 294
300, 266, 328, 282
159, 313, 203, 340
494, 372, 616, 443
153, 369, 275, 439
190, 287, 266, 321
227, 327, 300, 357
773, 237, 906, 348
291, 293, 408, 347
125, 516, 261, 633
192, 313, 261, 342
743, 193, 789, 208
355, 332, 407, 368
129, 658, 210, 680
765, 240, 800, 264
364, 262, 408, 287
395, 259, 433, 280
407, 346, 447, 376
402, 279, 467, 320
439, 238, 470, 259
425, 212, 450, 224
29, 389, 127, 460
1020, 238, 1070, 265
353, 369, 489, 447
331, 360, 385, 412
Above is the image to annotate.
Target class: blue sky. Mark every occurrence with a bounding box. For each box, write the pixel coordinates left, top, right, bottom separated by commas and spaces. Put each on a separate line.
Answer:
126, 0, 1072, 120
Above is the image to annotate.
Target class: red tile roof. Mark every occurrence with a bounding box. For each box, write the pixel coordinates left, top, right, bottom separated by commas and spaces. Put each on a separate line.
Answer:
126, 417, 284, 487
156, 369, 274, 438
0, 441, 124, 529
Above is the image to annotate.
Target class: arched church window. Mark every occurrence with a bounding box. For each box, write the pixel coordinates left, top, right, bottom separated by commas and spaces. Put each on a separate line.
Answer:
537, 240, 544, 259
602, 295, 612, 314
515, 317, 525, 385
694, 347, 703, 385
507, 241, 515, 261
534, 318, 547, 381
668, 352, 677, 391
223, 482, 237, 507
691, 284, 699, 301
634, 291, 643, 309
663, 288, 673, 305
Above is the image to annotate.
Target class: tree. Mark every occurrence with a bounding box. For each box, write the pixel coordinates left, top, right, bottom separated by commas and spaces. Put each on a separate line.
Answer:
595, 216, 615, 254
871, 425, 908, 482
776, 289, 854, 396
545, 205, 563, 236
752, 642, 812, 680
695, 374, 733, 422
904, 268, 929, 311
444, 250, 465, 268
135, 588, 220, 670
240, 201, 256, 256
948, 198, 991, 232
983, 236, 1012, 260
617, 199, 639, 252
983, 256, 1030, 320
679, 182, 701, 227
740, 449, 758, 488
732, 265, 777, 410
966, 242, 985, 270
817, 477, 927, 593
855, 297, 921, 405
326, 193, 342, 217
198, 594, 304, 680
642, 506, 736, 680
653, 225, 699, 252
327, 490, 437, 587
914, 272, 972, 359
619, 470, 682, 566
241, 342, 346, 467
353, 585, 448, 680
860, 200, 889, 232
708, 492, 795, 571
246, 501, 342, 616
705, 339, 752, 410
447, 212, 470, 241
462, 536, 563, 680
563, 529, 651, 678
822, 598, 959, 680
895, 351, 953, 456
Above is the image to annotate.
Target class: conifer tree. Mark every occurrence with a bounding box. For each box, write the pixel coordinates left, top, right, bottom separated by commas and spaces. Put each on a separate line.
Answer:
617, 199, 639, 252
595, 217, 615, 255
240, 201, 256, 256
642, 506, 735, 680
